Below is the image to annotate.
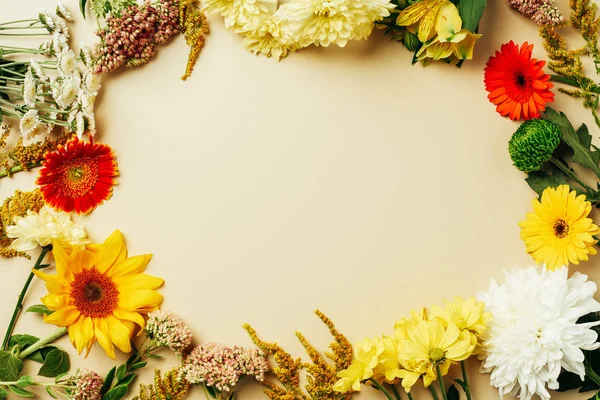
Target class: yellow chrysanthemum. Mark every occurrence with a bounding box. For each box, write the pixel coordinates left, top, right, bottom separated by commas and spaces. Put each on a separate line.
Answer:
372, 336, 403, 383
242, 15, 298, 60
34, 230, 164, 359
430, 296, 490, 354
520, 185, 600, 269
399, 319, 474, 386
333, 337, 381, 393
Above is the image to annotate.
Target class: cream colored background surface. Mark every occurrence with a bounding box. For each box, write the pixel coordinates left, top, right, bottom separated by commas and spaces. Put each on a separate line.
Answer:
0, 0, 597, 398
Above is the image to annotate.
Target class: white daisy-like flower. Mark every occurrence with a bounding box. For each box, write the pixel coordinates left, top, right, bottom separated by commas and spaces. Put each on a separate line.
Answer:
78, 90, 96, 112
38, 8, 55, 32
29, 59, 46, 80
56, 1, 74, 22
27, 121, 51, 141
19, 109, 41, 138
242, 15, 297, 60
204, 0, 273, 31
84, 112, 96, 137
58, 49, 77, 76
52, 32, 68, 54
75, 111, 85, 139
350, 0, 394, 39
58, 76, 80, 107
23, 71, 37, 107
39, 40, 53, 54
478, 266, 600, 400
278, 0, 361, 47
83, 71, 101, 95
79, 45, 93, 66
6, 206, 89, 252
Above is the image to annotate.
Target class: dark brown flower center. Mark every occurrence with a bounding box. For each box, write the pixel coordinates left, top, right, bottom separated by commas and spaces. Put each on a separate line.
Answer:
71, 267, 119, 317
514, 71, 529, 88
553, 219, 569, 238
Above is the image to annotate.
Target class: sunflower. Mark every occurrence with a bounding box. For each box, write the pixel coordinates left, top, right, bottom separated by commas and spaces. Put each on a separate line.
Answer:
36, 136, 118, 215
34, 230, 163, 358
520, 185, 600, 269
484, 41, 554, 120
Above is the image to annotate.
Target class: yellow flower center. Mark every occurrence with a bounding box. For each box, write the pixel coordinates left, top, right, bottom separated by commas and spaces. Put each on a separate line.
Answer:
428, 347, 445, 363
553, 219, 569, 238
71, 267, 119, 318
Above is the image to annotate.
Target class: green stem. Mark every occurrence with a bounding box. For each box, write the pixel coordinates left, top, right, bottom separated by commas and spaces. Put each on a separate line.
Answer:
0, 19, 39, 27
406, 392, 414, 400
585, 362, 600, 387
435, 364, 448, 400
550, 158, 597, 193
369, 378, 394, 400
391, 385, 403, 400
0, 33, 49, 36
19, 327, 68, 359
2, 246, 50, 350
460, 361, 472, 400
428, 385, 440, 400
0, 162, 43, 179
549, 74, 581, 88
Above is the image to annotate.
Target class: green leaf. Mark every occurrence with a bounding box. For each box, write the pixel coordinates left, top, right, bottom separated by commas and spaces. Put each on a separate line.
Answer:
16, 376, 34, 388
0, 350, 24, 381
45, 386, 58, 399
102, 384, 129, 400
28, 346, 57, 364
544, 108, 600, 177
205, 385, 219, 399
117, 373, 136, 387
0, 387, 7, 400
145, 353, 163, 360
37, 349, 70, 378
25, 305, 53, 316
525, 167, 571, 196
80, 0, 87, 18
130, 362, 147, 370
115, 364, 127, 382
454, 378, 467, 391
101, 367, 116, 396
8, 335, 39, 352
8, 386, 33, 398
458, 0, 486, 32
446, 384, 460, 400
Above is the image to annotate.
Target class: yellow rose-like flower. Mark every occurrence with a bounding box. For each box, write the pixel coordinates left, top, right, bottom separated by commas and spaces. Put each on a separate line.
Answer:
34, 230, 164, 359
333, 337, 381, 393
395, 308, 428, 341
399, 319, 474, 385
434, 1, 461, 40
396, 0, 446, 42
242, 15, 298, 60
520, 185, 600, 269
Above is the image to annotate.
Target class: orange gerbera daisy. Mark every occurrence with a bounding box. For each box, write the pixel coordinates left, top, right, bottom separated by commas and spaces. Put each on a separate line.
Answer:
36, 136, 118, 214
484, 41, 554, 120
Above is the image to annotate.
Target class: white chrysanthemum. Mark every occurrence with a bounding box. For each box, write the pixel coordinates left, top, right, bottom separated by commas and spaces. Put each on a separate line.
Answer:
52, 32, 68, 54
204, 0, 272, 31
27, 121, 51, 140
75, 111, 85, 139
29, 60, 46, 80
84, 112, 96, 137
19, 109, 41, 137
79, 90, 96, 113
6, 206, 89, 252
38, 9, 55, 31
56, 1, 74, 22
23, 71, 37, 107
83, 72, 101, 95
58, 76, 80, 107
242, 15, 297, 60
79, 45, 93, 66
350, 0, 394, 39
478, 266, 600, 400
58, 49, 77, 76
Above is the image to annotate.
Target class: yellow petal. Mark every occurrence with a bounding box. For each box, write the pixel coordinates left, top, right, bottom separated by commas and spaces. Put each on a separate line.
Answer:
51, 243, 69, 279
40, 293, 70, 309
106, 316, 132, 354
452, 31, 481, 59
115, 274, 164, 292
113, 309, 146, 330
110, 254, 153, 279
94, 318, 115, 359
118, 290, 163, 311
434, 1, 461, 40
97, 230, 127, 273
43, 305, 80, 327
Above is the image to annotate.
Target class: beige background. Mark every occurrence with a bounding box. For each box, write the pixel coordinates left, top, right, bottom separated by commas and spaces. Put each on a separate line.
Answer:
0, 0, 597, 398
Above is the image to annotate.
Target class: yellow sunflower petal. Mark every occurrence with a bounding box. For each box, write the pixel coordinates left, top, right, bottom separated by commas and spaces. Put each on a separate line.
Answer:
106, 315, 132, 354
110, 254, 153, 279
113, 309, 146, 330
43, 305, 80, 327
115, 274, 164, 292
94, 318, 115, 359
118, 289, 163, 311
41, 293, 70, 309
51, 242, 69, 278
97, 230, 128, 273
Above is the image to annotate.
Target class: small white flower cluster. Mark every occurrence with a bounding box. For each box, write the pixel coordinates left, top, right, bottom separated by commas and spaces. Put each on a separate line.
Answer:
204, 0, 395, 60
145, 310, 193, 356
6, 205, 89, 252
19, 4, 100, 142
478, 266, 600, 400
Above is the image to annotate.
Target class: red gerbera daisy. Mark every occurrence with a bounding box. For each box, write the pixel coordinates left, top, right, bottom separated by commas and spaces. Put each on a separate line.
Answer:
484, 41, 554, 121
36, 136, 118, 214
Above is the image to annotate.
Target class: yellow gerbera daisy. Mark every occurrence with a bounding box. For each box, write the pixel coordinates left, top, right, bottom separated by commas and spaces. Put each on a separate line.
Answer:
34, 230, 164, 358
519, 185, 600, 270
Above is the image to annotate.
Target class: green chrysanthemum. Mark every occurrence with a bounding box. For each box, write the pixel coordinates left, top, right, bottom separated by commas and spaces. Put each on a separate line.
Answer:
508, 119, 562, 173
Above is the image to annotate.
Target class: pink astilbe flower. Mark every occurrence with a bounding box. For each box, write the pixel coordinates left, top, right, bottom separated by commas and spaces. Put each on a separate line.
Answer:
94, 0, 180, 73
145, 310, 193, 356
68, 369, 103, 400
181, 343, 269, 392
507, 0, 565, 26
